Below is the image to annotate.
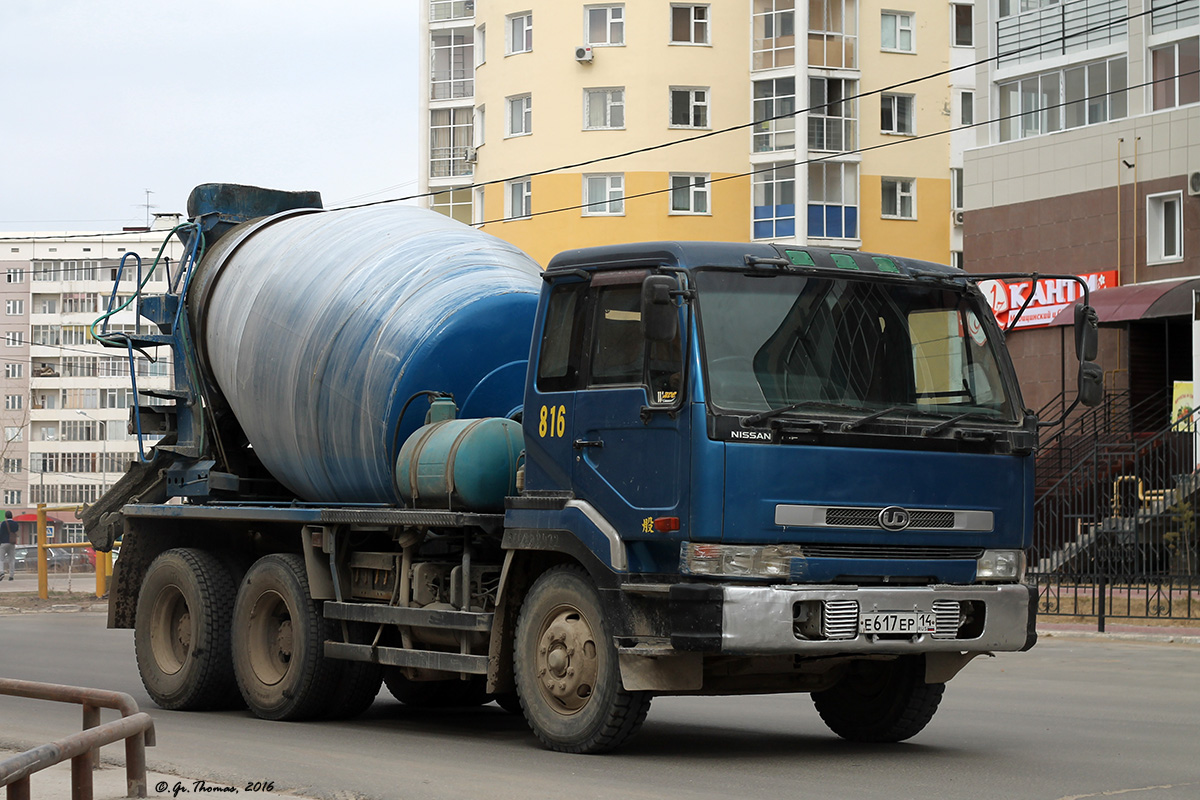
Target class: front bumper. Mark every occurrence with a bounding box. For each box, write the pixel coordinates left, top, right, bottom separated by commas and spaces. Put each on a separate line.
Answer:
669, 582, 1037, 656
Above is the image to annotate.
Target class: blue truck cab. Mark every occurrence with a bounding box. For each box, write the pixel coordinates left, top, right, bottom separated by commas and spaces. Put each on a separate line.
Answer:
504, 241, 1040, 747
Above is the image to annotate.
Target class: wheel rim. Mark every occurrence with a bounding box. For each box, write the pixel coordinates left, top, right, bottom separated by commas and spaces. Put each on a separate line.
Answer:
534, 603, 599, 716
246, 589, 293, 686
149, 585, 191, 675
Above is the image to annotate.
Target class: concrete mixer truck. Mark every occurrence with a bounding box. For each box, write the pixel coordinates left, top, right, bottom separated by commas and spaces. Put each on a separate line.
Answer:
84, 183, 1102, 753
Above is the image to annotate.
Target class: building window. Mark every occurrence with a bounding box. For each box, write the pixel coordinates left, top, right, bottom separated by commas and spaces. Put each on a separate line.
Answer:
881, 93, 915, 134
430, 107, 474, 178
430, 29, 474, 100
753, 78, 796, 152
583, 174, 625, 216
882, 178, 916, 219
3, 458, 20, 474
808, 161, 859, 239
585, 88, 625, 129
752, 164, 796, 239
5, 426, 23, 443
670, 4, 709, 44
951, 251, 964, 270
809, 0, 857, 69
670, 87, 709, 128
952, 4, 972, 47
475, 25, 486, 66
474, 187, 486, 225
507, 94, 532, 136
474, 105, 485, 146
4, 363, 22, 379
809, 77, 857, 152
1148, 192, 1184, 263
507, 179, 532, 220
586, 5, 624, 46
5, 394, 21, 410
507, 12, 533, 54
431, 0, 474, 22
1151, 38, 1200, 111
960, 90, 974, 126
431, 188, 473, 225
752, 0, 796, 70
4, 332, 22, 348
881, 11, 914, 53
3, 490, 20, 506
669, 174, 710, 214
998, 57, 1127, 142
5, 269, 23, 284
951, 168, 964, 210
4, 300, 22, 316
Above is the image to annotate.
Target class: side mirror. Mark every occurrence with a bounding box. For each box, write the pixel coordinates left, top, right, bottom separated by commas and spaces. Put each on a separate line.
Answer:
1078, 361, 1103, 407
641, 275, 678, 343
1074, 303, 1098, 362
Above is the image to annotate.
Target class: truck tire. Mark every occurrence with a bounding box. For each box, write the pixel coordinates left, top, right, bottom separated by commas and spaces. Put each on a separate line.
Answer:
134, 548, 239, 711
383, 670, 488, 708
811, 656, 945, 743
231, 553, 337, 721
323, 623, 383, 720
513, 565, 651, 753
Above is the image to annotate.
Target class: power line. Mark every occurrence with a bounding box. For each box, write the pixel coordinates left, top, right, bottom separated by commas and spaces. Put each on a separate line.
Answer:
474, 67, 1200, 227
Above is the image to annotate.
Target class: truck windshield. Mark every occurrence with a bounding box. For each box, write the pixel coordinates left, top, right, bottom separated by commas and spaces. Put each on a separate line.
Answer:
694, 270, 1018, 424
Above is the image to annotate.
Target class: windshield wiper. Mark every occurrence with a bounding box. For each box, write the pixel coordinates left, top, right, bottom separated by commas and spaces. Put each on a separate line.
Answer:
923, 411, 999, 437
839, 405, 907, 432
742, 400, 858, 426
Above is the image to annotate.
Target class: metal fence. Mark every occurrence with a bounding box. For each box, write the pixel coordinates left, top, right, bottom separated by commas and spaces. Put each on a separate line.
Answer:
1029, 399, 1200, 629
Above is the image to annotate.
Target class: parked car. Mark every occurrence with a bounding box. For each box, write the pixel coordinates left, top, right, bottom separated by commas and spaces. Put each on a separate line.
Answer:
13, 545, 75, 572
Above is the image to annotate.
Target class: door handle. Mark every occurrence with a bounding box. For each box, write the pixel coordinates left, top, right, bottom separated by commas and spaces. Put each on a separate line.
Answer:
573, 439, 604, 450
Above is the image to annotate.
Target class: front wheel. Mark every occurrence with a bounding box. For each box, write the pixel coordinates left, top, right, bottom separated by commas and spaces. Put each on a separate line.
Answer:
513, 565, 651, 753
811, 656, 945, 743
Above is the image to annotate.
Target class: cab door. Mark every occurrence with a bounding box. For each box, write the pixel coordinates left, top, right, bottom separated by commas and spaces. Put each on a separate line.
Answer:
570, 276, 689, 541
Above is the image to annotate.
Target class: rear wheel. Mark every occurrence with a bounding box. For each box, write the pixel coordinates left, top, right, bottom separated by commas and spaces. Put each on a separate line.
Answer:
513, 565, 651, 753
231, 553, 337, 721
134, 548, 238, 710
811, 656, 945, 743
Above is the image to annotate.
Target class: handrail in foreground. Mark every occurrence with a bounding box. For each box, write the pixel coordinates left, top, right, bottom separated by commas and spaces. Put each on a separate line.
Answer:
0, 678, 155, 799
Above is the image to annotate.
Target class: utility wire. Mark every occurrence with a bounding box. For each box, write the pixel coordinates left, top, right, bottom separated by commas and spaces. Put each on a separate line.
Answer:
335, 0, 1185, 213
476, 67, 1200, 226
0, 0, 1179, 240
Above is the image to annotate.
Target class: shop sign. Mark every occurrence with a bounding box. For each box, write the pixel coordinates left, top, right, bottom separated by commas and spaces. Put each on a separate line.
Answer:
978, 270, 1118, 330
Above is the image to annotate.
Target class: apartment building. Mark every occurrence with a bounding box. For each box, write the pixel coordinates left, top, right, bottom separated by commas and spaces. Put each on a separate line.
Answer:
963, 0, 1199, 413
418, 1, 973, 267
0, 218, 183, 544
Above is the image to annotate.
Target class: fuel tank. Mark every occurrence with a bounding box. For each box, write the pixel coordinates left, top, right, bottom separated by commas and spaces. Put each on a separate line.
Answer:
396, 417, 524, 511
186, 199, 542, 503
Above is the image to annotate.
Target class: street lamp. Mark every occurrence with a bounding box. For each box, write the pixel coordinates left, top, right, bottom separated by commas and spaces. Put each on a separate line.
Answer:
75, 410, 108, 493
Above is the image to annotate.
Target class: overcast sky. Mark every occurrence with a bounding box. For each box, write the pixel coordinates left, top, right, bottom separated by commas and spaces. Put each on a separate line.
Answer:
0, 1, 419, 231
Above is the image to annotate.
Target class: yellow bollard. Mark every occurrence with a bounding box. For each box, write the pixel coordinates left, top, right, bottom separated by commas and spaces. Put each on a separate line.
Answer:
37, 504, 48, 599
95, 548, 106, 598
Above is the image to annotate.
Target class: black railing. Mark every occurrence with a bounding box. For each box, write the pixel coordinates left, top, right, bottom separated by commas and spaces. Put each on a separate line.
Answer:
1030, 403, 1200, 627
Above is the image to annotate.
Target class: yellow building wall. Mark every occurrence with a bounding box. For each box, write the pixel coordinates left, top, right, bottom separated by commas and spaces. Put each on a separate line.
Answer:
471, 0, 752, 265
857, 2, 953, 265
478, 171, 751, 267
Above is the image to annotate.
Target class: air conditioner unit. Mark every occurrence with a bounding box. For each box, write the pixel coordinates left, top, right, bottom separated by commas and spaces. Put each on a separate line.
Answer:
953, 209, 965, 226
463, 146, 478, 164
575, 45, 594, 62
1188, 170, 1200, 197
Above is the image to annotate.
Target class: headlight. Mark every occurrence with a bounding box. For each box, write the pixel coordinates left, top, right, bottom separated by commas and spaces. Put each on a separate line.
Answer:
681, 542, 805, 579
976, 549, 1026, 582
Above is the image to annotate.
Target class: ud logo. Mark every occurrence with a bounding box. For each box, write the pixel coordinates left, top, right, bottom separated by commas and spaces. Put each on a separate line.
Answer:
878, 506, 912, 531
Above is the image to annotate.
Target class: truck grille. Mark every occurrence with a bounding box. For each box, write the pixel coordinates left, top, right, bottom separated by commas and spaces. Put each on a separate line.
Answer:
932, 600, 963, 638
825, 508, 956, 529
797, 544, 984, 560
822, 600, 859, 639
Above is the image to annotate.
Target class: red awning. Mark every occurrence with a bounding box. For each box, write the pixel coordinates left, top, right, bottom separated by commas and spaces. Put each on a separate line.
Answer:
1050, 277, 1200, 326
14, 513, 64, 523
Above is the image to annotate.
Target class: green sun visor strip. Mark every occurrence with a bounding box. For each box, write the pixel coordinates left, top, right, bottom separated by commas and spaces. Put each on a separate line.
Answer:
783, 249, 902, 275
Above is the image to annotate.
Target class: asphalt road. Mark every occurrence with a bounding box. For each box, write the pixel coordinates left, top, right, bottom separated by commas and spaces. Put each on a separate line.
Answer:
1, 611, 1197, 800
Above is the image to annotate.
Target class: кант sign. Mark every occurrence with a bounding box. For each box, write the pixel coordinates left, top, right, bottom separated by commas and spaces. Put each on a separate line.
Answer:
978, 270, 1118, 329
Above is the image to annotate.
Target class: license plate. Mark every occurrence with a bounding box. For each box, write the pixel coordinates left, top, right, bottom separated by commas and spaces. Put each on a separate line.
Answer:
860, 612, 936, 635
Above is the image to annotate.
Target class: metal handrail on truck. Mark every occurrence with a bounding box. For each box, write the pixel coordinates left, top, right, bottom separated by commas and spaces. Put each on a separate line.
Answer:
0, 678, 156, 800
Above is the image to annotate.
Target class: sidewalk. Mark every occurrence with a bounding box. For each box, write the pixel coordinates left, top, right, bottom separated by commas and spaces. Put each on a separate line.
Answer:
0, 570, 106, 597
0, 749, 316, 799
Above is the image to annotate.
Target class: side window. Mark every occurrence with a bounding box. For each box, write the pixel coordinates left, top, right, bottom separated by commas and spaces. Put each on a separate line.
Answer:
590, 286, 644, 386
589, 283, 683, 403
536, 283, 586, 392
